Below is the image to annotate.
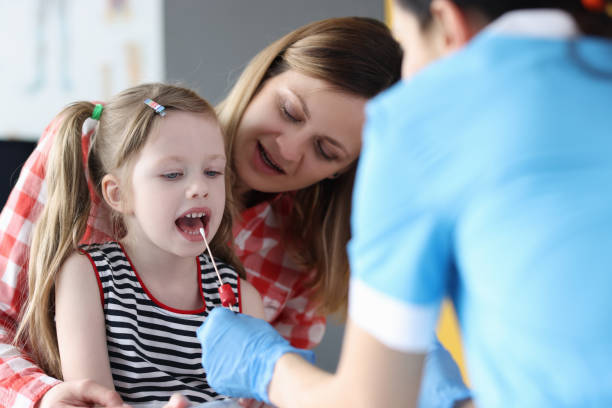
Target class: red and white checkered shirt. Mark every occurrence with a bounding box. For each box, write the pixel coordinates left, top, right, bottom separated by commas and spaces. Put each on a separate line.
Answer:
0, 118, 326, 407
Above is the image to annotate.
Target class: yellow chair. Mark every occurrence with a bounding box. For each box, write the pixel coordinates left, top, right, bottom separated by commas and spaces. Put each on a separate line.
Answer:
437, 300, 469, 385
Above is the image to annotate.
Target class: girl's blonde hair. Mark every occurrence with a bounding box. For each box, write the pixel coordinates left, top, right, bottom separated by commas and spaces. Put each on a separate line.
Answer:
218, 17, 402, 314
15, 83, 243, 378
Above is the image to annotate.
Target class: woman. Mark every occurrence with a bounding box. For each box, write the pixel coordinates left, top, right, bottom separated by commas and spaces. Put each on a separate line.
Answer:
198, 1, 612, 407
0, 17, 468, 408
217, 17, 402, 346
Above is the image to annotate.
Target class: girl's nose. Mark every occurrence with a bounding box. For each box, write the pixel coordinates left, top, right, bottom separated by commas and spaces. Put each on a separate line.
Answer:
186, 179, 209, 199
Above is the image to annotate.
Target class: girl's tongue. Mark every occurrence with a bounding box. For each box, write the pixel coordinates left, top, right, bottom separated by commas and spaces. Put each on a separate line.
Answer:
176, 215, 204, 233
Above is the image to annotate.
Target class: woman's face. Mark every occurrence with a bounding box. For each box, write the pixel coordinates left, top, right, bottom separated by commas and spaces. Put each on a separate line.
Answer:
233, 70, 366, 194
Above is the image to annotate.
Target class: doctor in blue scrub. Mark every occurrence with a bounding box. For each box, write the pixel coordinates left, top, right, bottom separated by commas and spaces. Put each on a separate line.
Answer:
197, 1, 612, 407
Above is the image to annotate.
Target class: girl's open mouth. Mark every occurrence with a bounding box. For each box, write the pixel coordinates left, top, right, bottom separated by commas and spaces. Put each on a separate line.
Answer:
175, 209, 210, 241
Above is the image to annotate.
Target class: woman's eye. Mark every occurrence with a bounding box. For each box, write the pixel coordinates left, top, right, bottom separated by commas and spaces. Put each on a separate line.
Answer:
163, 172, 182, 179
281, 103, 301, 123
316, 140, 338, 161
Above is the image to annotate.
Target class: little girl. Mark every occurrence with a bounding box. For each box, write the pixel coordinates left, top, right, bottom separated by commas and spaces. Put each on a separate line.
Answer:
14, 83, 264, 406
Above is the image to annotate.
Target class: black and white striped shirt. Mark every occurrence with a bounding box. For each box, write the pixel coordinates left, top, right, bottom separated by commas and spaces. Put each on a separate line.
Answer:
80, 242, 241, 406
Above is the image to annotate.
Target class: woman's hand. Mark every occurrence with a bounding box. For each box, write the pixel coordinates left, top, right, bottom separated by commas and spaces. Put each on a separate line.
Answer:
39, 383, 191, 408
37, 379, 127, 408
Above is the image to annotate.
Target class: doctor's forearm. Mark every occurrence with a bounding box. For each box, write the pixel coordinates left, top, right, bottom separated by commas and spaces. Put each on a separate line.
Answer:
268, 353, 349, 408
267, 323, 424, 408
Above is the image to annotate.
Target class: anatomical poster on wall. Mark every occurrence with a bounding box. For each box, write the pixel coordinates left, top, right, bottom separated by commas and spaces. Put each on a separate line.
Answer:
0, 0, 165, 140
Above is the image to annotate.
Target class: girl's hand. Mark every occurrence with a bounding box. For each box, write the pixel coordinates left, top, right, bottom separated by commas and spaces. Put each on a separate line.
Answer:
37, 379, 128, 408
163, 393, 191, 408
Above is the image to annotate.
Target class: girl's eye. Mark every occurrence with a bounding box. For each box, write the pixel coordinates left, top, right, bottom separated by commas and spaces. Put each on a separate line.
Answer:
316, 140, 338, 161
205, 170, 223, 178
163, 172, 182, 179
281, 102, 302, 123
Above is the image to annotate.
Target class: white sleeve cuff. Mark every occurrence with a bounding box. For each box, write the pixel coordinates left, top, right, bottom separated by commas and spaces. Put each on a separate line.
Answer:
349, 277, 439, 352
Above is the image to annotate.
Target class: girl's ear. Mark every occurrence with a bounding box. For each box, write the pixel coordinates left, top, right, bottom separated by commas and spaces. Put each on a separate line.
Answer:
429, 0, 473, 53
101, 174, 129, 214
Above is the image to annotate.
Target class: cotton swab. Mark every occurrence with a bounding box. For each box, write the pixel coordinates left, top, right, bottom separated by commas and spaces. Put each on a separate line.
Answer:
199, 227, 237, 311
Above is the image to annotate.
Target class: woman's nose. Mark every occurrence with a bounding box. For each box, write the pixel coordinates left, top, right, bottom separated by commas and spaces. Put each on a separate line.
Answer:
276, 132, 305, 163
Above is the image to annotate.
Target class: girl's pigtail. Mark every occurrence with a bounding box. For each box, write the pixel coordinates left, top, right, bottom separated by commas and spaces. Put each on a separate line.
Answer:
15, 102, 96, 379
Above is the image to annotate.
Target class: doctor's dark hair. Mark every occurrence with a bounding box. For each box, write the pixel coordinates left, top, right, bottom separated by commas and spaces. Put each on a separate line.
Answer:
218, 17, 402, 314
396, 0, 612, 37
15, 83, 244, 379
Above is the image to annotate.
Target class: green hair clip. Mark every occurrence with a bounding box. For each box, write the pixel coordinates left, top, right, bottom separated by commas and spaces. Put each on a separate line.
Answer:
91, 104, 104, 120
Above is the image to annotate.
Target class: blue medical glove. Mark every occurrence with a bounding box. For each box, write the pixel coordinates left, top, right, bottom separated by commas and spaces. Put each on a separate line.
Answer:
418, 337, 471, 408
197, 307, 315, 404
